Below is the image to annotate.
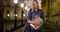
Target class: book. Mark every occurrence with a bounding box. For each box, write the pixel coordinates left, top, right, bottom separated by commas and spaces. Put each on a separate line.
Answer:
32, 15, 43, 24
30, 15, 43, 28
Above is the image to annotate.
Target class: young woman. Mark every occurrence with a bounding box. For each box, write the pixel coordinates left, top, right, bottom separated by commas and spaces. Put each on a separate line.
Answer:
25, 0, 44, 32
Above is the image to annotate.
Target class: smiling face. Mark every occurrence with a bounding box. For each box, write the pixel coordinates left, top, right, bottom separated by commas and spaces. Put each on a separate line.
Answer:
33, 1, 39, 10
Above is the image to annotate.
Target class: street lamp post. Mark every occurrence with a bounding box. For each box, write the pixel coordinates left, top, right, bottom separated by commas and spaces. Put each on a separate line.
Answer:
14, 0, 18, 29
7, 10, 10, 20
20, 3, 24, 25
14, 6, 17, 29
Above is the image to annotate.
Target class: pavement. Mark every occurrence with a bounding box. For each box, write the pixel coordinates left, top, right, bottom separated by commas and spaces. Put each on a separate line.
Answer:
3, 20, 60, 32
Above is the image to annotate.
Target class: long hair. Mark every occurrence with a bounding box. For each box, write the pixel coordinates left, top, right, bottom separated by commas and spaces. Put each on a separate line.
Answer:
32, 0, 40, 12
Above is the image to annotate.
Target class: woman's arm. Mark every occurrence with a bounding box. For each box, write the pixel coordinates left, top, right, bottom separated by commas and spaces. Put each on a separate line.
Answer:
34, 21, 43, 30
39, 10, 44, 26
34, 10, 44, 30
38, 10, 44, 27
27, 20, 37, 24
27, 10, 35, 24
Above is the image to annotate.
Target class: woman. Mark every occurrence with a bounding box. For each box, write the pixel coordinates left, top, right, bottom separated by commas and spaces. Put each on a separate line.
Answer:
25, 0, 44, 32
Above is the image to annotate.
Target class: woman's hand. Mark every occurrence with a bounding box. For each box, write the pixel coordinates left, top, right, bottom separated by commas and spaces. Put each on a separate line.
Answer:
33, 23, 40, 30
27, 20, 34, 24
34, 21, 43, 30
27, 20, 43, 30
27, 20, 37, 24
34, 25, 40, 30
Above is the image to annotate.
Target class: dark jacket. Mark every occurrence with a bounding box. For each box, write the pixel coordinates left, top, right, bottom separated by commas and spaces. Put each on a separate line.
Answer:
27, 9, 44, 29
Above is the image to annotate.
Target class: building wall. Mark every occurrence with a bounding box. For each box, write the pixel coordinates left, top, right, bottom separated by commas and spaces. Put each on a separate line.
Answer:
42, 0, 60, 25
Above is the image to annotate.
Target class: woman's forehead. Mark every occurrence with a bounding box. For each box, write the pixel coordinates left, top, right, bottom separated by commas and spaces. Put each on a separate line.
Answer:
33, 1, 38, 4
33, 1, 37, 3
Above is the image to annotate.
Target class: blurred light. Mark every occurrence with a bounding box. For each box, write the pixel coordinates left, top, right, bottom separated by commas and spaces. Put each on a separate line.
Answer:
23, 14, 25, 17
27, 8, 30, 11
20, 3, 24, 8
7, 14, 10, 16
15, 14, 17, 16
37, 0, 42, 9
14, 0, 18, 4
14, 14, 17, 16
25, 6, 28, 10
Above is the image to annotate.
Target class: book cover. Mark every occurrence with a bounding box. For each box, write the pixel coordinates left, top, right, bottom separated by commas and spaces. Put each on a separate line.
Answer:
30, 15, 43, 28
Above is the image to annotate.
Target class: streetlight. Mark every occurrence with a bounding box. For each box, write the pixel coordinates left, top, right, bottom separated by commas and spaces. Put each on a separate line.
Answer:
20, 3, 24, 25
23, 14, 25, 17
7, 10, 10, 21
7, 14, 10, 21
7, 14, 10, 17
15, 14, 18, 17
27, 7, 30, 11
14, 0, 18, 4
14, 14, 18, 17
20, 3, 24, 8
24, 6, 28, 10
14, 0, 18, 29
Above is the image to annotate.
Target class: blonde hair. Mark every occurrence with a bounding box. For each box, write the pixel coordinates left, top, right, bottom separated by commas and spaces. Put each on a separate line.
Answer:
32, 0, 39, 12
